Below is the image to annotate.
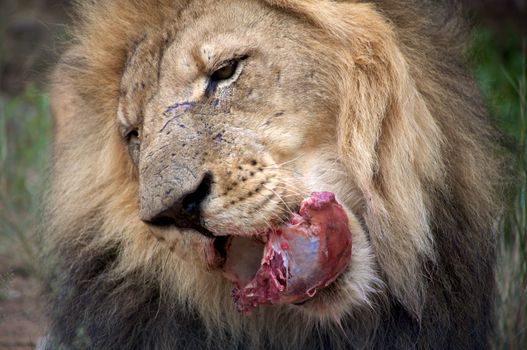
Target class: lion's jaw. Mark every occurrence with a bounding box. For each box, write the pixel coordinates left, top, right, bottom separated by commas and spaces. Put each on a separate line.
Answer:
116, 0, 379, 320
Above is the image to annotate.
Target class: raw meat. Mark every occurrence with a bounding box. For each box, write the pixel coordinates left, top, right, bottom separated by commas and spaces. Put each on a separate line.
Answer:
222, 192, 352, 314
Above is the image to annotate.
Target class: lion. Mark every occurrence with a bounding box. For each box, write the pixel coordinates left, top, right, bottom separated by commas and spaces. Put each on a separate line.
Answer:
45, 0, 501, 348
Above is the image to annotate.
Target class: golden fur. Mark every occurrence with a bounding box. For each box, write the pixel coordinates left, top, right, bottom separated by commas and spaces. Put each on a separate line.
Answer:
46, 1, 500, 348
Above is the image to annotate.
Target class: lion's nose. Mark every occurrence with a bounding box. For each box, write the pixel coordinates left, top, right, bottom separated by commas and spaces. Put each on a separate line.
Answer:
144, 172, 214, 236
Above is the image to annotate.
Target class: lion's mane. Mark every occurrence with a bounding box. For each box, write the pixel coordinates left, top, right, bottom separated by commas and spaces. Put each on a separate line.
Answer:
45, 0, 501, 349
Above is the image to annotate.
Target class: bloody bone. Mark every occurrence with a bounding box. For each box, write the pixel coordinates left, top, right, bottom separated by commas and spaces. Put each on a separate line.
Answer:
222, 192, 353, 314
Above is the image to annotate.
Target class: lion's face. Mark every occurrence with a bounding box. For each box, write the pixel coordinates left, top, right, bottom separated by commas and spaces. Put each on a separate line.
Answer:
117, 0, 375, 317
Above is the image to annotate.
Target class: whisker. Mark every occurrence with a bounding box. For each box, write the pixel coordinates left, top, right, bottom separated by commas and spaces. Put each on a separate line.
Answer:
268, 184, 304, 197
263, 184, 295, 216
273, 179, 306, 196
263, 166, 305, 177
254, 190, 292, 223
269, 175, 304, 189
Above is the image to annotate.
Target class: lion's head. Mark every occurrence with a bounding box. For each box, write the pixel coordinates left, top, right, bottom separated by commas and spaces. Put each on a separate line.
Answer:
46, 0, 500, 348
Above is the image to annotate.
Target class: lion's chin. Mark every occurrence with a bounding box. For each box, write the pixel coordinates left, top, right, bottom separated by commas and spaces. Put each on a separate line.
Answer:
285, 267, 371, 325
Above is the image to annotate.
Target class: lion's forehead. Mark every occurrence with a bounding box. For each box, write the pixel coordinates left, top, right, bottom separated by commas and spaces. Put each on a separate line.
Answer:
116, 0, 324, 129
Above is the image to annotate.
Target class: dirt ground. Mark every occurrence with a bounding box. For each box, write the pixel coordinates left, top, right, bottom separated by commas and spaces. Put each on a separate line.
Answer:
0, 251, 46, 350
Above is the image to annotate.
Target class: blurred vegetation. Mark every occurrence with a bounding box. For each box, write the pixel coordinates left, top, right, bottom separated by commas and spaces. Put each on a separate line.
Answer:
0, 1, 525, 348
0, 86, 51, 277
472, 27, 527, 348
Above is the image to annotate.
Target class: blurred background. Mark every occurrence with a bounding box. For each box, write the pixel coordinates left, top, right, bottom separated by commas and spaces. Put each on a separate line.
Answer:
0, 0, 525, 349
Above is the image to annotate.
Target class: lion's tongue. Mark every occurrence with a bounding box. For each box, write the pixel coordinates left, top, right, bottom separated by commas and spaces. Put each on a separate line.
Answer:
222, 192, 353, 314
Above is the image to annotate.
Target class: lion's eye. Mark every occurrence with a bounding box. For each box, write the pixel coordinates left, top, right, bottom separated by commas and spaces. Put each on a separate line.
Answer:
206, 56, 248, 95
211, 61, 238, 82
126, 129, 139, 143
125, 129, 141, 165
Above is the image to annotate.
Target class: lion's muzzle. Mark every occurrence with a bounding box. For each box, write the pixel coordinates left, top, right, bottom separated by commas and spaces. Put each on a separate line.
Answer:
139, 163, 215, 237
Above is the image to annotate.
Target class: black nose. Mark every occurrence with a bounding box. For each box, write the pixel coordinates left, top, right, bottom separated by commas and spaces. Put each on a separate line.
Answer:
147, 172, 214, 236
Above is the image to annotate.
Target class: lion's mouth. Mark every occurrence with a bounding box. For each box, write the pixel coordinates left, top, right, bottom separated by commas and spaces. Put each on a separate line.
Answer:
213, 192, 353, 314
